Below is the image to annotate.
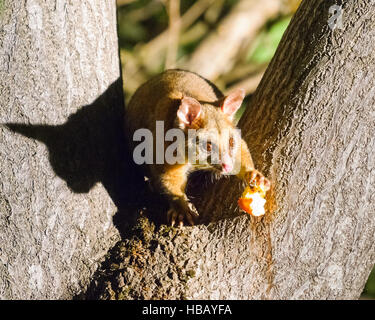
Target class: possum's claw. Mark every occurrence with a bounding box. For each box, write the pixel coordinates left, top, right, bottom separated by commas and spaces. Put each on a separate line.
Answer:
167, 201, 198, 226
245, 169, 271, 191
168, 208, 177, 227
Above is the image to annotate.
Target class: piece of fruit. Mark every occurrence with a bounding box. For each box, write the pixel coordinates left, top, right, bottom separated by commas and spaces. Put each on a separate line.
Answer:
238, 185, 266, 217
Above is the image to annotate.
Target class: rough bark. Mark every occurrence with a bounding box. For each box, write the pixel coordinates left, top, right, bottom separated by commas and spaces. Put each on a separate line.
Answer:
0, 0, 125, 299
86, 0, 375, 300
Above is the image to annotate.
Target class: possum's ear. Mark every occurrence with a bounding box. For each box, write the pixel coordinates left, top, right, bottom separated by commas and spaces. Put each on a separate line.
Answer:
177, 97, 202, 127
221, 89, 245, 120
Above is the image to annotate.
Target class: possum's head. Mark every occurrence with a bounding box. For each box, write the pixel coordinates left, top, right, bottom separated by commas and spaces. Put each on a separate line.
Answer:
176, 89, 245, 175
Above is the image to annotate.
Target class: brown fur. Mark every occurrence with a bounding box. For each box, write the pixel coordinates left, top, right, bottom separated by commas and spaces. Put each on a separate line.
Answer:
125, 69, 267, 225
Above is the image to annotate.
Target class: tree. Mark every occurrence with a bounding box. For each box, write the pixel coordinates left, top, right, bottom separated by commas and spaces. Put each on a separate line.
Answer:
86, 0, 375, 299
0, 0, 125, 299
1, 0, 374, 300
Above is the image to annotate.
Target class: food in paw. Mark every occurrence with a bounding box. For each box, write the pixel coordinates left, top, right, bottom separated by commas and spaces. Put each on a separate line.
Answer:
238, 184, 267, 217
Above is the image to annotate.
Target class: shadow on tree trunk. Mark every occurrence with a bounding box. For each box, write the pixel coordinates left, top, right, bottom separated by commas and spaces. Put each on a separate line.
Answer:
4, 78, 166, 238
3, 78, 252, 299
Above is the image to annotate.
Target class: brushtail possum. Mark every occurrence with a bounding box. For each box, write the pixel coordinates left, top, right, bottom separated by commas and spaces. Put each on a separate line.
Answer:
125, 69, 270, 226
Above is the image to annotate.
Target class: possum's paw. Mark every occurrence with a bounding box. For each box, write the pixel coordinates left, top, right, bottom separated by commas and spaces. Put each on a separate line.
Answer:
245, 169, 271, 191
167, 200, 199, 227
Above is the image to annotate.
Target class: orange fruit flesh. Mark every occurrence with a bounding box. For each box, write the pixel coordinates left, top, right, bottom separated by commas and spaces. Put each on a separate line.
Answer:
238, 186, 266, 217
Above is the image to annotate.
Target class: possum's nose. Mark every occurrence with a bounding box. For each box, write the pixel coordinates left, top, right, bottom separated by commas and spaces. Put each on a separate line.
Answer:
221, 153, 233, 173
222, 162, 233, 173
221, 162, 233, 173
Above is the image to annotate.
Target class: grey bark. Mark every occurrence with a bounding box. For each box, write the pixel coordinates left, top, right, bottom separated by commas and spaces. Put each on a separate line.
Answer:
0, 0, 125, 299
86, 0, 375, 300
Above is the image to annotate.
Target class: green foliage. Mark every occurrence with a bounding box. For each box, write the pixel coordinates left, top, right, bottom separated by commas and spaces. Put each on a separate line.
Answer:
118, 20, 147, 46
248, 16, 291, 64
117, 0, 168, 49
363, 267, 375, 298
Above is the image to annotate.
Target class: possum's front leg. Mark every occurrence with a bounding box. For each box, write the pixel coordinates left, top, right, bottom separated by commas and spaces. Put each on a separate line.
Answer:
236, 139, 271, 190
160, 164, 198, 226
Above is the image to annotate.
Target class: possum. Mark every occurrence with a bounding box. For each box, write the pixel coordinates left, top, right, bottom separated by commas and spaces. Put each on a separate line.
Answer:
125, 69, 270, 226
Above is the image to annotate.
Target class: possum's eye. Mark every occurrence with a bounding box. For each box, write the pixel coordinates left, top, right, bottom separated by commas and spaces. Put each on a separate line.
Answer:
229, 136, 235, 148
206, 141, 212, 152
199, 139, 214, 155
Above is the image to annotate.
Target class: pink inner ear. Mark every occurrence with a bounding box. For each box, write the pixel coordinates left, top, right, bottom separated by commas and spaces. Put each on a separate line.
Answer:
221, 88, 245, 118
177, 97, 202, 125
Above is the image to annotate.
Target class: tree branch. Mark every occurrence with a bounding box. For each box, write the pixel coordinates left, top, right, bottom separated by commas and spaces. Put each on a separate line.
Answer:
184, 0, 282, 80
86, 0, 375, 300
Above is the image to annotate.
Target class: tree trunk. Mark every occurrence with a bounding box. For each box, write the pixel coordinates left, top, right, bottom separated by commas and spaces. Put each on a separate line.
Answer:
0, 0, 125, 299
86, 0, 375, 300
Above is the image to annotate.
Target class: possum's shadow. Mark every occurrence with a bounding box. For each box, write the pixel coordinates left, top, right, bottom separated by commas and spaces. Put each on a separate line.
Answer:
4, 79, 168, 238
4, 78, 231, 237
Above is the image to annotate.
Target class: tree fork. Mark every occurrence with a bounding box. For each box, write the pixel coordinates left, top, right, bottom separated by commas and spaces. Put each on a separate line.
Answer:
87, 0, 375, 299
